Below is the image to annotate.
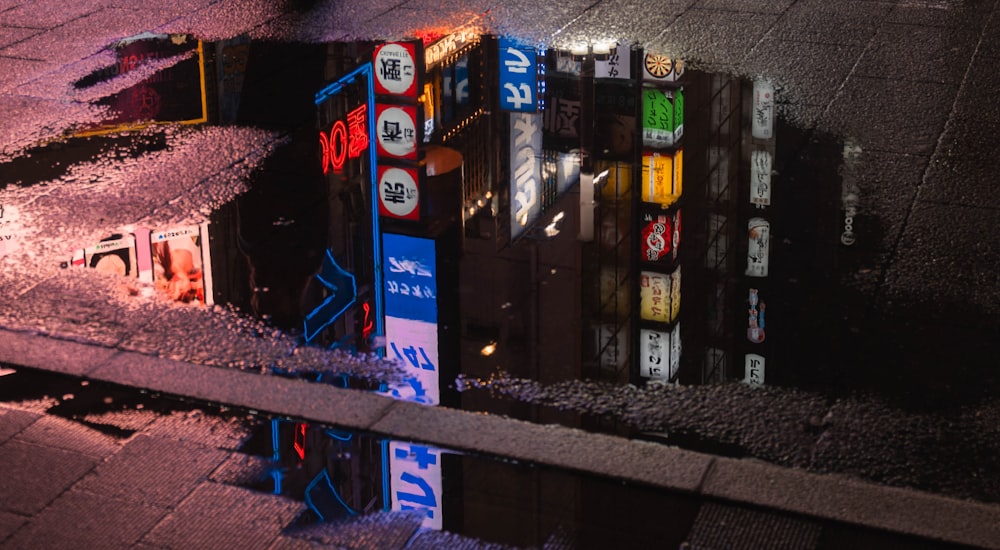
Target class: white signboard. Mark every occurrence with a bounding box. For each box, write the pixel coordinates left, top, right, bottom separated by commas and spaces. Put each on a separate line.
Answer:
752, 79, 774, 140
375, 105, 418, 160
509, 112, 542, 238
746, 217, 770, 277
744, 353, 765, 385
374, 42, 417, 96
595, 41, 631, 79
389, 441, 443, 530
596, 323, 628, 371
640, 326, 680, 381
750, 150, 772, 206
378, 166, 420, 220
381, 316, 440, 405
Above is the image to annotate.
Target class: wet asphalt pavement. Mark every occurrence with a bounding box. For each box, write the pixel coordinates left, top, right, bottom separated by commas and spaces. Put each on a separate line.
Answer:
2, 0, 1000, 548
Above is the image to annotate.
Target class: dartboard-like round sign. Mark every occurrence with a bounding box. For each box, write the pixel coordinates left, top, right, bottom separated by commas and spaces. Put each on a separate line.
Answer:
644, 54, 673, 78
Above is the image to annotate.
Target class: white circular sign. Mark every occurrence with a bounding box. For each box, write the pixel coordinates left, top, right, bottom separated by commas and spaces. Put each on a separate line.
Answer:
379, 167, 419, 218
374, 43, 416, 95
376, 106, 417, 158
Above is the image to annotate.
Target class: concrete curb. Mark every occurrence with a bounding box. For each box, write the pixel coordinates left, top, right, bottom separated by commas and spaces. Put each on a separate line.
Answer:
2, 327, 998, 549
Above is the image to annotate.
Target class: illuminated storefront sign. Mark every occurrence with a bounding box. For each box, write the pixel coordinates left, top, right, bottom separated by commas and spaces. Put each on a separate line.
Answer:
380, 233, 439, 405
383, 316, 439, 404
747, 288, 766, 344
375, 103, 419, 160
639, 325, 680, 381
641, 149, 683, 206
71, 235, 138, 277
752, 79, 774, 140
640, 207, 681, 263
389, 441, 443, 530
745, 354, 765, 385
320, 104, 369, 175
642, 53, 684, 83
642, 87, 684, 148
639, 267, 681, 324
595, 41, 631, 79
150, 224, 213, 305
377, 165, 421, 221
374, 42, 420, 97
746, 217, 770, 277
424, 27, 480, 69
509, 112, 543, 238
750, 149, 772, 206
499, 37, 537, 112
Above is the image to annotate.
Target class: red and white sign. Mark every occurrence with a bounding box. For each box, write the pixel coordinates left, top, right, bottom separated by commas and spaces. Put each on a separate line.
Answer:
374, 42, 419, 97
375, 103, 419, 160
378, 165, 420, 220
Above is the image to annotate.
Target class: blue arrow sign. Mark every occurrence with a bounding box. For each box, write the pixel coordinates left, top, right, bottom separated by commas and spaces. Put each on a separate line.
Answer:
303, 249, 358, 343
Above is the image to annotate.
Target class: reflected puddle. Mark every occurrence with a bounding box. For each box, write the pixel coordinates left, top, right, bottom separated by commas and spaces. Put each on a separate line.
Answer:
1, 28, 998, 498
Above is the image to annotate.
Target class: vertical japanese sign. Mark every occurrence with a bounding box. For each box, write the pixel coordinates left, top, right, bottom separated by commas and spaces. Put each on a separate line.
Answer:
746, 217, 770, 277
750, 149, 772, 206
499, 37, 537, 112
752, 78, 774, 140
639, 267, 681, 324
642, 87, 684, 148
389, 441, 443, 530
641, 149, 683, 206
380, 233, 439, 405
640, 207, 681, 263
744, 354, 765, 385
639, 326, 681, 381
509, 112, 543, 239
374, 42, 420, 98
595, 41, 631, 79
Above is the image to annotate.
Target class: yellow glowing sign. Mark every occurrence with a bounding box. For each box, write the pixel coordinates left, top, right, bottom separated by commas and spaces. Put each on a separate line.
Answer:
641, 149, 682, 206
639, 267, 680, 323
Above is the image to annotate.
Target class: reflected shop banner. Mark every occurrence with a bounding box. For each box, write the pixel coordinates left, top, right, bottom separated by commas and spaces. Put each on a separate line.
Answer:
639, 325, 681, 381
389, 441, 443, 530
70, 223, 214, 305
641, 150, 683, 206
498, 37, 538, 112
745, 353, 765, 386
509, 112, 543, 238
746, 217, 770, 277
77, 33, 208, 135
379, 233, 440, 405
639, 268, 681, 324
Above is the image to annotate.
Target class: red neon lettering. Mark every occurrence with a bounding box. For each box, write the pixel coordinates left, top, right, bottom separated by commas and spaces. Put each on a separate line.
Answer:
362, 302, 373, 340
293, 422, 307, 461
319, 132, 330, 175
329, 120, 347, 173
347, 104, 368, 159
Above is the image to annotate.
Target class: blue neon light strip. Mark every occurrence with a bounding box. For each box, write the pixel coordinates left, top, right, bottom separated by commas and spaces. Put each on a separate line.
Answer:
381, 439, 391, 511
365, 63, 386, 342
313, 61, 385, 349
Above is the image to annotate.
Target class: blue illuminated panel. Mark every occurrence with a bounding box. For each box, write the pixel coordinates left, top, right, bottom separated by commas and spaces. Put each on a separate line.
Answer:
381, 233, 437, 324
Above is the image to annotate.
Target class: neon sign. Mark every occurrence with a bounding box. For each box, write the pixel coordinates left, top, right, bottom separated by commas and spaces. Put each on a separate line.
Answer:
319, 104, 369, 174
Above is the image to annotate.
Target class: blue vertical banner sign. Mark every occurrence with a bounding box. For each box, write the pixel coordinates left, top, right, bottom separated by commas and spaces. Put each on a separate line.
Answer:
499, 37, 537, 112
380, 233, 440, 405
389, 441, 443, 530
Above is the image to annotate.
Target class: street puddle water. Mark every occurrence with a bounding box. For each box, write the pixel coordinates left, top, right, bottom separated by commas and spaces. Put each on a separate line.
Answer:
2, 30, 998, 506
